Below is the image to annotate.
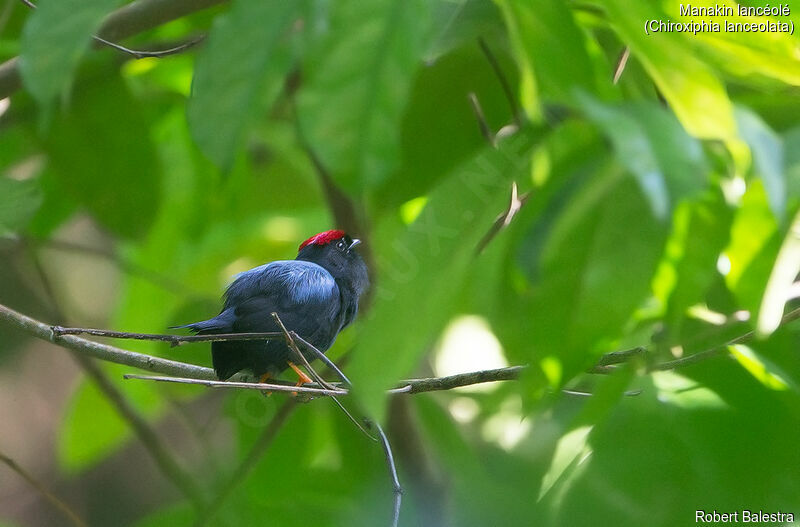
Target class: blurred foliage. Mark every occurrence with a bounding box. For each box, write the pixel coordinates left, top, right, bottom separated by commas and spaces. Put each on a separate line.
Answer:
2, 0, 800, 525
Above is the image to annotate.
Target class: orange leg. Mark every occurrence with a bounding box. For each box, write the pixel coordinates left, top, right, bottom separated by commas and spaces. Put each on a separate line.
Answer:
288, 361, 313, 385
258, 372, 273, 397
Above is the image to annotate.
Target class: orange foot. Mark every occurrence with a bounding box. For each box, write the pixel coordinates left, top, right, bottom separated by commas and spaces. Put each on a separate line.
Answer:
287, 361, 312, 396
258, 372, 273, 397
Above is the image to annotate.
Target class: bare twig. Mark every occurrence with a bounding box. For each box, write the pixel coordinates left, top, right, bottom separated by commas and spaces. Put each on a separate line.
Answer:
52, 326, 283, 346
293, 338, 403, 527
1, 0, 227, 99
475, 181, 530, 255
124, 373, 348, 396
478, 37, 523, 127
0, 302, 223, 380
0, 450, 88, 527
613, 46, 630, 84
270, 313, 376, 438
468, 92, 495, 146
19, 0, 206, 58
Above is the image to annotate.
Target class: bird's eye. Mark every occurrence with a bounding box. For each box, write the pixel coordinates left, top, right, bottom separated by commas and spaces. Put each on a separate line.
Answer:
337, 240, 346, 250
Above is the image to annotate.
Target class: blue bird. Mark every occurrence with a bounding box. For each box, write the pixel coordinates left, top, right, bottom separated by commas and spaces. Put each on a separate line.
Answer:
176, 230, 369, 384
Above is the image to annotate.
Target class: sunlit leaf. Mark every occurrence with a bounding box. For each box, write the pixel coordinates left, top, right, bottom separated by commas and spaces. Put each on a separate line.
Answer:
19, 0, 120, 105
757, 209, 800, 336
729, 344, 793, 392
188, 0, 296, 169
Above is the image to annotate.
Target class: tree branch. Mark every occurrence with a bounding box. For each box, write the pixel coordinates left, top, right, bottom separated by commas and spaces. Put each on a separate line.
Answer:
27, 249, 208, 511
0, 302, 223, 380
5, 302, 800, 398
0, 0, 227, 99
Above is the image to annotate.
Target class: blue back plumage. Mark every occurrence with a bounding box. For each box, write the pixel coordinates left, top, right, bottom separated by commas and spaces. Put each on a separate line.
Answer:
225, 260, 337, 308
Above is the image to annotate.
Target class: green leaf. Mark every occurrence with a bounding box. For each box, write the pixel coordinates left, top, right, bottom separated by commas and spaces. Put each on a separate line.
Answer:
598, 0, 736, 140
495, 0, 597, 118
524, 167, 667, 379
19, 0, 120, 105
724, 180, 780, 315
735, 106, 785, 222
187, 0, 297, 169
425, 0, 503, 61
654, 191, 733, 339
757, 208, 800, 336
348, 127, 543, 421
580, 98, 708, 219
44, 72, 161, 239
0, 177, 42, 234
729, 344, 794, 392
296, 0, 432, 192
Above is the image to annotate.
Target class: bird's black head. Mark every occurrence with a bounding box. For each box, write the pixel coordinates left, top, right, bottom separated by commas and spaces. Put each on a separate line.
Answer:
296, 230, 369, 297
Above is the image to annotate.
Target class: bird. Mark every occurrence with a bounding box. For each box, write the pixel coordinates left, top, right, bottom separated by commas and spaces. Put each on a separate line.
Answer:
174, 230, 369, 384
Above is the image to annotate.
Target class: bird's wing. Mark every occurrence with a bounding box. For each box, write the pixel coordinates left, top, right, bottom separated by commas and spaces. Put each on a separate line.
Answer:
223, 260, 340, 333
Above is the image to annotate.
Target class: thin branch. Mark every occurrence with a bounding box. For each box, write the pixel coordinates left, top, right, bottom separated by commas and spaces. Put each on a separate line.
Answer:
0, 0, 227, 99
468, 92, 495, 146
124, 373, 348, 396
19, 0, 205, 58
91, 34, 205, 59
52, 326, 283, 346
0, 302, 224, 380
292, 333, 402, 527
0, 450, 88, 527
474, 181, 530, 255
271, 314, 376, 438
478, 37, 523, 127
7, 303, 800, 399
612, 46, 630, 84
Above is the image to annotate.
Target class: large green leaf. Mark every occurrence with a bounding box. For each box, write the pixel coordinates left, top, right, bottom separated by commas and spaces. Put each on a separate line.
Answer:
523, 167, 667, 380
580, 98, 708, 219
597, 0, 736, 140
19, 0, 120, 105
296, 0, 433, 192
348, 127, 543, 421
44, 72, 161, 239
187, 0, 297, 169
495, 0, 598, 118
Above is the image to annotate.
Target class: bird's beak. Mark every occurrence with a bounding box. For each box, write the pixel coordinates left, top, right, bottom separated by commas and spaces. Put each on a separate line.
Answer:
348, 239, 361, 250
